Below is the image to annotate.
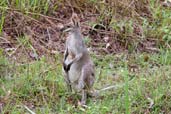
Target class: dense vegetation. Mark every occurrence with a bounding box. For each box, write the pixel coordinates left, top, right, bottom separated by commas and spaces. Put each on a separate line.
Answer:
0, 0, 171, 113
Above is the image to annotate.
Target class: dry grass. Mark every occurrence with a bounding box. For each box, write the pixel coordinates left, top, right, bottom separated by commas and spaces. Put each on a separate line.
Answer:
0, 0, 170, 59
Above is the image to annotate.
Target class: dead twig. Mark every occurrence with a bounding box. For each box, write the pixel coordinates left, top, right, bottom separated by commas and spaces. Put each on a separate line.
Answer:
47, 28, 52, 49
0, 6, 64, 23
23, 105, 35, 114
82, 25, 116, 35
0, 37, 10, 42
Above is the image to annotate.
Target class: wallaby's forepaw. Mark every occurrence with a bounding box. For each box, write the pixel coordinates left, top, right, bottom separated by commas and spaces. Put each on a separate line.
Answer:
63, 62, 71, 72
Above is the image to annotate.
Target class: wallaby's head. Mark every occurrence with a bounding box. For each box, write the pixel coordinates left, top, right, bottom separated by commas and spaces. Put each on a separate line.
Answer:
61, 13, 80, 33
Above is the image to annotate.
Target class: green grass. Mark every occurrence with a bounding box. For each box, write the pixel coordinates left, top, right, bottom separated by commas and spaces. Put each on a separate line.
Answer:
1, 50, 171, 113
0, 0, 50, 14
0, 7, 6, 34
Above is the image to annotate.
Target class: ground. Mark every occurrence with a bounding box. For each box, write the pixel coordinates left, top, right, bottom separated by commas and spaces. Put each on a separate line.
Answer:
1, 50, 171, 113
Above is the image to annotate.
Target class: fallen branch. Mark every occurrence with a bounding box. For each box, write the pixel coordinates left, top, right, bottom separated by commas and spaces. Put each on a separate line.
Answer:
98, 84, 124, 93
23, 105, 35, 114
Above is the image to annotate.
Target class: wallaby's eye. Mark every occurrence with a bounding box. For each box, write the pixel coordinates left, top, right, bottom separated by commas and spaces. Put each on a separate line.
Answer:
60, 24, 73, 32
66, 25, 72, 28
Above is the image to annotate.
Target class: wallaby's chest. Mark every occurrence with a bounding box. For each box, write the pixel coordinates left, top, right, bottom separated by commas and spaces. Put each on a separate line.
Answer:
67, 35, 84, 54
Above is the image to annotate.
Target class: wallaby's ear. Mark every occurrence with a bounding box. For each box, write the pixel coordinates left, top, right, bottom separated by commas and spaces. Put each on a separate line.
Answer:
71, 13, 80, 27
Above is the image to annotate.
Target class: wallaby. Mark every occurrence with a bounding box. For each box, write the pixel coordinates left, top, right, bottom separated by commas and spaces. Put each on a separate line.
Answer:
61, 13, 95, 105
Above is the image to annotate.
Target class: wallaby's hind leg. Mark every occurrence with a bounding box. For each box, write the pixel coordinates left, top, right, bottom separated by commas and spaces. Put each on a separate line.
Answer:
78, 64, 95, 90
78, 65, 94, 105
63, 71, 72, 92
66, 80, 72, 92
81, 89, 87, 105
77, 66, 87, 91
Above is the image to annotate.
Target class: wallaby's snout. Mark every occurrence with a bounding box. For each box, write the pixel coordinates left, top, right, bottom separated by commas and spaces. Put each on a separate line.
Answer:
60, 22, 73, 33
60, 25, 71, 33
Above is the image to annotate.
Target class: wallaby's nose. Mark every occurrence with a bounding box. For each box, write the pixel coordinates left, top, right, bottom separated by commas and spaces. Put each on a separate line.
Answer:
60, 25, 71, 32
60, 22, 73, 32
60, 26, 67, 32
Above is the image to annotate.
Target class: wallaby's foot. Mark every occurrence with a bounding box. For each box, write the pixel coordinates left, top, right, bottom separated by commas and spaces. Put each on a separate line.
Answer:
81, 100, 86, 105
88, 89, 99, 98
78, 100, 88, 108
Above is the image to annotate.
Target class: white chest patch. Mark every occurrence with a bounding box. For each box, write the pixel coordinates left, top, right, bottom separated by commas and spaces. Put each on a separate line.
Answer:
68, 65, 81, 83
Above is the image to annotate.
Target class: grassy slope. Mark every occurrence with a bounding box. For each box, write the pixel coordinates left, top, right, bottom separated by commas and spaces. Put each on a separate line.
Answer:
1, 50, 171, 114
